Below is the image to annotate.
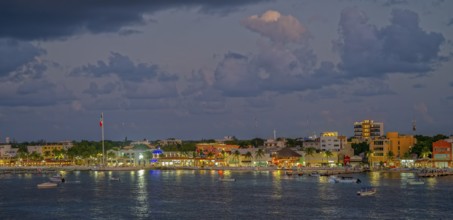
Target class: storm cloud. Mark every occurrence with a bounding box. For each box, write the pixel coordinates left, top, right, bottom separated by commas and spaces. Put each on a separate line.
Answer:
0, 0, 268, 40
335, 7, 446, 78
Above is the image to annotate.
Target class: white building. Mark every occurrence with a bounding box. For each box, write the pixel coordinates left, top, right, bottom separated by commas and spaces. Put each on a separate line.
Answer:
27, 145, 43, 155
320, 132, 346, 152
0, 144, 18, 157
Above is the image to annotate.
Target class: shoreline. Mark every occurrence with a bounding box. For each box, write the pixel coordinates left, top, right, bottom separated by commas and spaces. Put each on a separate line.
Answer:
0, 165, 425, 174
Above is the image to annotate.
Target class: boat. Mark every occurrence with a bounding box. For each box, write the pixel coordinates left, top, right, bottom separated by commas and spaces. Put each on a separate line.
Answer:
37, 182, 58, 188
110, 177, 120, 181
357, 187, 376, 196
407, 178, 425, 185
49, 174, 65, 183
329, 175, 361, 183
309, 172, 320, 177
219, 177, 236, 182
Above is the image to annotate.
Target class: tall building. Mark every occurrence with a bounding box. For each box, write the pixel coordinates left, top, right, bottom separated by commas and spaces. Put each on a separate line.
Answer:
353, 120, 384, 140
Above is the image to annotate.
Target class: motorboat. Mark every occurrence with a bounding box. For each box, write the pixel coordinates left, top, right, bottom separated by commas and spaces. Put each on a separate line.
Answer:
407, 178, 425, 185
357, 187, 376, 196
37, 182, 58, 188
110, 177, 120, 181
329, 175, 361, 183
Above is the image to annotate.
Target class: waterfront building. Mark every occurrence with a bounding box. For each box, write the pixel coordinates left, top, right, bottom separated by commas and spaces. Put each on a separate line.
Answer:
0, 145, 18, 165
432, 140, 452, 168
320, 132, 347, 152
27, 145, 42, 155
41, 144, 68, 159
271, 148, 302, 169
369, 132, 416, 167
353, 119, 384, 140
196, 143, 240, 155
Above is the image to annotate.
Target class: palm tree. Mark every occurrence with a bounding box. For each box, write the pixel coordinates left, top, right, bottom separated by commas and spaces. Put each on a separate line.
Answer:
254, 149, 265, 167
233, 150, 241, 166
221, 150, 228, 167
325, 150, 333, 165
420, 147, 432, 159
244, 151, 253, 167
366, 150, 374, 168
304, 147, 315, 166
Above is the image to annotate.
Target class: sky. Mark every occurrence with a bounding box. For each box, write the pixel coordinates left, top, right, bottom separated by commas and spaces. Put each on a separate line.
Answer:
0, 0, 452, 142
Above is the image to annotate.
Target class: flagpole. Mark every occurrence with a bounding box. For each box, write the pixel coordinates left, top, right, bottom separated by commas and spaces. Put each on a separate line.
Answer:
101, 112, 105, 167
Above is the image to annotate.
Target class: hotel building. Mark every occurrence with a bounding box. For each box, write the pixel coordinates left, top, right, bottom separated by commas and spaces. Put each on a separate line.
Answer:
353, 120, 384, 140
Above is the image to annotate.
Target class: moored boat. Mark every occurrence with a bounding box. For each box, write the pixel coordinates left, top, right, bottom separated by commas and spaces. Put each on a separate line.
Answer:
357, 187, 376, 196
329, 175, 361, 183
37, 182, 58, 188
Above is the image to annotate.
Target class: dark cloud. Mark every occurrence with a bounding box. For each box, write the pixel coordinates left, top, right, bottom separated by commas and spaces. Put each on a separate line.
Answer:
213, 47, 343, 97
72, 52, 178, 82
449, 18, 453, 26
0, 39, 46, 77
118, 29, 143, 36
335, 7, 446, 78
0, 0, 268, 41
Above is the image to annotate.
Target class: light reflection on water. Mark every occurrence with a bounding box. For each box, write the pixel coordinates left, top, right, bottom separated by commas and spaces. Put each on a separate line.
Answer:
1, 170, 452, 219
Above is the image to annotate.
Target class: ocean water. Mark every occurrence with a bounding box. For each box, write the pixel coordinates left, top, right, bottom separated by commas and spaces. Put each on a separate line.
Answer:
1, 170, 452, 220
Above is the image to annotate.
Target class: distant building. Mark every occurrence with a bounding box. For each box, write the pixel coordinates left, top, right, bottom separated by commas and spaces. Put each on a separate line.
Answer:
432, 140, 452, 168
320, 132, 346, 152
158, 138, 182, 146
27, 145, 43, 155
0, 144, 17, 158
131, 139, 151, 146
353, 119, 384, 140
264, 138, 287, 149
302, 138, 320, 150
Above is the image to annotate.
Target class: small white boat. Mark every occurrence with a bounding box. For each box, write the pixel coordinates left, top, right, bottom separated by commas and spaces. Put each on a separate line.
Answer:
219, 177, 235, 182
357, 187, 376, 196
407, 178, 425, 185
329, 175, 361, 183
37, 182, 58, 188
110, 177, 120, 181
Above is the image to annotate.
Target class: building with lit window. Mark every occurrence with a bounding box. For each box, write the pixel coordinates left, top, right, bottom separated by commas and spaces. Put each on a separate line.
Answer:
353, 120, 384, 140
432, 140, 452, 168
369, 132, 416, 167
320, 132, 346, 152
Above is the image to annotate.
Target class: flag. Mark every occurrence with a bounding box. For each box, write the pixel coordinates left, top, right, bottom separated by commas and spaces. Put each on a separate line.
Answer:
100, 113, 103, 127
